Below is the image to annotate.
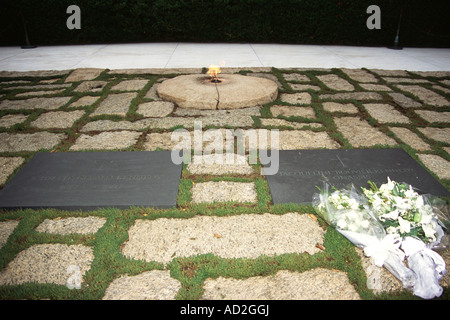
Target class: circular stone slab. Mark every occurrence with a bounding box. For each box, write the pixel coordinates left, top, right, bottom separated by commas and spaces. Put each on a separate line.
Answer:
156, 74, 278, 110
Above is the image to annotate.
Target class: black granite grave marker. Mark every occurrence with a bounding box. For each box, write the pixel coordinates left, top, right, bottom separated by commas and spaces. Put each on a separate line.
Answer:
0, 151, 182, 211
265, 149, 450, 205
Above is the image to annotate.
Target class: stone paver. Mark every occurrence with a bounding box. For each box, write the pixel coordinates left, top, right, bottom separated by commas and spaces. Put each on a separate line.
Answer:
260, 119, 322, 129
363, 103, 410, 124
317, 74, 354, 91
0, 97, 71, 111
417, 154, 450, 180
415, 110, 450, 123
289, 84, 321, 91
202, 268, 360, 300
433, 85, 450, 94
148, 115, 255, 129
80, 120, 147, 132
83, 115, 255, 131
341, 68, 378, 83
270, 105, 315, 118
282, 73, 310, 82
277, 130, 339, 150
0, 244, 93, 286
280, 93, 312, 105
396, 85, 450, 106
0, 157, 24, 184
389, 127, 430, 151
102, 271, 181, 300
111, 79, 149, 91
30, 110, 85, 129
236, 129, 338, 150
65, 68, 105, 82
173, 106, 261, 117
418, 127, 450, 144
0, 114, 28, 128
372, 69, 409, 77
136, 101, 174, 117
144, 132, 190, 151
322, 102, 358, 113
144, 83, 161, 100
359, 83, 392, 91
334, 117, 397, 147
70, 96, 100, 107
75, 81, 108, 92
7, 83, 71, 90
0, 220, 20, 250
35, 217, 107, 235
388, 92, 422, 108
411, 71, 450, 78
383, 78, 430, 84
121, 213, 325, 264
70, 131, 141, 150
321, 92, 382, 101
192, 181, 257, 203
187, 154, 254, 175
91, 92, 137, 116
0, 132, 66, 152
145, 129, 237, 152
15, 89, 66, 97
0, 70, 69, 78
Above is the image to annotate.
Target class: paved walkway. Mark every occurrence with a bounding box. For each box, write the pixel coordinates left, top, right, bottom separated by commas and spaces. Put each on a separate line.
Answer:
0, 56, 449, 301
1, 43, 450, 71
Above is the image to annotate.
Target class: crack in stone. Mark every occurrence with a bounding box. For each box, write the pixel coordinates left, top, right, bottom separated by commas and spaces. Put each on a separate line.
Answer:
213, 81, 220, 110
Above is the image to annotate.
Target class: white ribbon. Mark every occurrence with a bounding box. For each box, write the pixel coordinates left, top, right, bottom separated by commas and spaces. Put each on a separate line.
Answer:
363, 233, 405, 267
401, 237, 446, 299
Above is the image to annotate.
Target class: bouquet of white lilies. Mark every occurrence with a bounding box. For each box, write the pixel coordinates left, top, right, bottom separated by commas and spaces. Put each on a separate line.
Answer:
362, 178, 444, 245
313, 178, 448, 299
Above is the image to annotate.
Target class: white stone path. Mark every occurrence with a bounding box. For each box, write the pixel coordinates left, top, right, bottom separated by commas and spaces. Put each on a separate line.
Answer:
1, 43, 449, 71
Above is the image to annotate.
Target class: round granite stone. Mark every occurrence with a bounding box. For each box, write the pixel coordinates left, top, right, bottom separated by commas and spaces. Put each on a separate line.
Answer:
156, 74, 278, 110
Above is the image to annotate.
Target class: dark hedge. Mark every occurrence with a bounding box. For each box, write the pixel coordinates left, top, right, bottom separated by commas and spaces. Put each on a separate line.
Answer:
1, 0, 449, 47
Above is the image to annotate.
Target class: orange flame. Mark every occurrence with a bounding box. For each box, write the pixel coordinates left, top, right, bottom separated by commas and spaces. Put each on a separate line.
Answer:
207, 65, 221, 80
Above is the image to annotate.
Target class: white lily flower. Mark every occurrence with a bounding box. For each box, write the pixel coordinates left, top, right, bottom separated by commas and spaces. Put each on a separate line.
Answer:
379, 209, 400, 221
414, 196, 425, 209
398, 216, 411, 234
422, 223, 437, 242
404, 187, 415, 198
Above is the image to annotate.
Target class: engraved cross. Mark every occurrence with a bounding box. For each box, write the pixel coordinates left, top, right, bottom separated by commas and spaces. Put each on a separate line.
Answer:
330, 155, 349, 168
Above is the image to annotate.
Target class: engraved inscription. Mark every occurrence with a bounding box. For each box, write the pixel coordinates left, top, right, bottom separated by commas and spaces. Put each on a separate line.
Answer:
278, 167, 414, 177
277, 167, 415, 190
37, 175, 161, 181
